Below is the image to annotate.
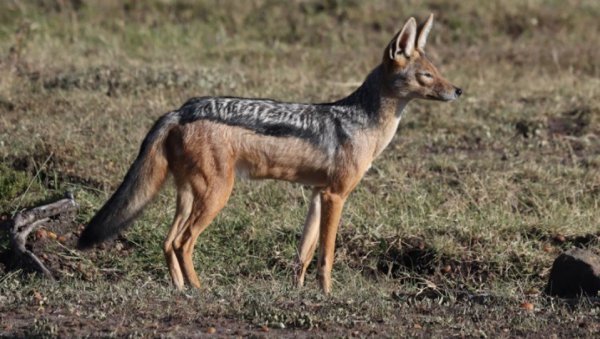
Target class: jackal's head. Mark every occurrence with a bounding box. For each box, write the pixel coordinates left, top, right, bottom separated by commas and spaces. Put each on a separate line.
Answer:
382, 14, 461, 102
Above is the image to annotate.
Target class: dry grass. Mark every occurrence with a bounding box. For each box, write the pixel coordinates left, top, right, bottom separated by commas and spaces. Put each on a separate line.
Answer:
1, 0, 600, 337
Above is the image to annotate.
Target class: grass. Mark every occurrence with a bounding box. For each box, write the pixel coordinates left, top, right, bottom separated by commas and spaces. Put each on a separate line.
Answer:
1, 0, 600, 337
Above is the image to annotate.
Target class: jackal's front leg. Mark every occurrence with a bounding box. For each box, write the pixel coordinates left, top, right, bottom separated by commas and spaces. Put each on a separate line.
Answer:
317, 191, 346, 294
294, 189, 321, 287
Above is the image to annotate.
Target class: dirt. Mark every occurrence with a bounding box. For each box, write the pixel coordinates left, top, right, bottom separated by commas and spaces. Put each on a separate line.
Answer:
2, 290, 599, 338
2, 218, 599, 337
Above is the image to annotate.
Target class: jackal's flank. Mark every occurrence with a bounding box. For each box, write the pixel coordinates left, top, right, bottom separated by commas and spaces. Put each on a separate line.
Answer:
79, 14, 462, 293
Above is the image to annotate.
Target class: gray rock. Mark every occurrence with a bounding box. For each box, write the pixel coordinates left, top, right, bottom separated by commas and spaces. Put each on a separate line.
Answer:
545, 248, 600, 298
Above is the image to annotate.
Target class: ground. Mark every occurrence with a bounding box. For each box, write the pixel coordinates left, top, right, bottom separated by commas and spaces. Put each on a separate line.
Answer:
0, 0, 599, 337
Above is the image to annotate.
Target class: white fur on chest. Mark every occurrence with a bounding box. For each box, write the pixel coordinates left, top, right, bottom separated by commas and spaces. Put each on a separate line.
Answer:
374, 116, 402, 158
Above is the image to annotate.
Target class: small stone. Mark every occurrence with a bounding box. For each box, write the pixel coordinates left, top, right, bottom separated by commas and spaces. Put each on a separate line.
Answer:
35, 229, 47, 240
553, 234, 566, 243
520, 302, 534, 311
545, 248, 600, 297
206, 327, 216, 334
260, 325, 269, 332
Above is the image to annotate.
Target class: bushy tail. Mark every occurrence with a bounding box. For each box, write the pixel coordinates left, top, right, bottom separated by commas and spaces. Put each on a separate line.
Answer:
78, 112, 180, 249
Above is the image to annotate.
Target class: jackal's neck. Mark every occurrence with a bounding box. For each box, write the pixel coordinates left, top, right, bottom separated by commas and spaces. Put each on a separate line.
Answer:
333, 65, 409, 123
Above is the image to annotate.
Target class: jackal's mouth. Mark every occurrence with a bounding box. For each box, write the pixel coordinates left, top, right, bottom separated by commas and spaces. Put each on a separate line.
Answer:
427, 92, 459, 102
426, 94, 448, 101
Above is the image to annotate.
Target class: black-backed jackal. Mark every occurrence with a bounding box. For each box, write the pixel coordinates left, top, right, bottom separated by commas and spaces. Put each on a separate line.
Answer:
79, 14, 461, 294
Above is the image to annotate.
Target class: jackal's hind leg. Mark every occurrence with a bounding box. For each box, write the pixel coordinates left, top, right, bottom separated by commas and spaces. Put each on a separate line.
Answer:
173, 174, 234, 288
294, 189, 321, 287
163, 186, 193, 289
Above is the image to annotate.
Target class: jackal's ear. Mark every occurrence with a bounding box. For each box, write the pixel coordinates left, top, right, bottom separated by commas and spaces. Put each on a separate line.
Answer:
388, 17, 417, 60
417, 13, 434, 51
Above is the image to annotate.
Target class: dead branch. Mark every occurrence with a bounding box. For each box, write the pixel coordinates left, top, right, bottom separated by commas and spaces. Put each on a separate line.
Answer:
6, 192, 78, 279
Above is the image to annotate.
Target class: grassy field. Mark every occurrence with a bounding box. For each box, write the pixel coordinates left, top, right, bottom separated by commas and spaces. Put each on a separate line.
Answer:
1, 0, 599, 337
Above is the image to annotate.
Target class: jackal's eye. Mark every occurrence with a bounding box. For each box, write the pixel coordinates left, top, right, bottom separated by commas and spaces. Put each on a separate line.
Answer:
416, 72, 434, 85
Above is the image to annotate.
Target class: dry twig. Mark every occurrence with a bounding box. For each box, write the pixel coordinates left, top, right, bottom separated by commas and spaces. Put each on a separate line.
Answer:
4, 192, 78, 279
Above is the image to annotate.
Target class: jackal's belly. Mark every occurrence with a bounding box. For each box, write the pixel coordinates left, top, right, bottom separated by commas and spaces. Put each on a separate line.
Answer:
234, 132, 331, 186
234, 160, 329, 186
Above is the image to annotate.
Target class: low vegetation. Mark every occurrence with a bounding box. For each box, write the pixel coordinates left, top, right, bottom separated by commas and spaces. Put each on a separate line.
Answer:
1, 0, 599, 336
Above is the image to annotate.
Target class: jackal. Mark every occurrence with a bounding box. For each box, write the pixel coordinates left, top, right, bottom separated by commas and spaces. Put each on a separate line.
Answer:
78, 14, 461, 293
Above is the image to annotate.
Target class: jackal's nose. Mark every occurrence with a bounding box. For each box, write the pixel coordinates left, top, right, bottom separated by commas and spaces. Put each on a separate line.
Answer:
455, 88, 463, 97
